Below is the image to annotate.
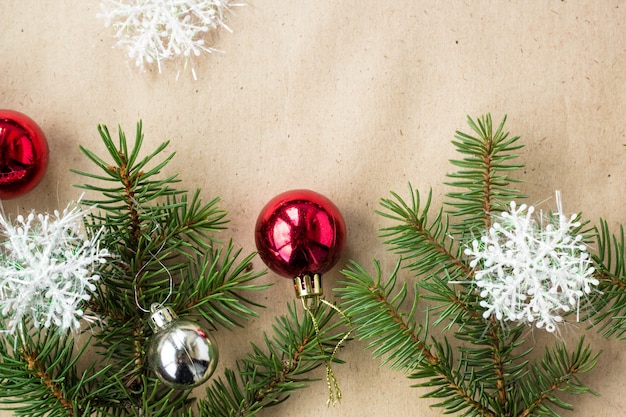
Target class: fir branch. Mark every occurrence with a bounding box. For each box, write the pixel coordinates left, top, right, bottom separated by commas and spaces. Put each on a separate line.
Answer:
132, 374, 193, 417
417, 273, 483, 329
453, 319, 531, 416
518, 337, 599, 417
162, 190, 228, 250
91, 316, 146, 392
410, 337, 498, 417
0, 325, 118, 417
69, 122, 269, 416
73, 122, 264, 328
198, 301, 347, 416
339, 257, 599, 417
72, 122, 182, 245
336, 262, 512, 417
3, 120, 346, 417
434, 304, 519, 414
339, 114, 600, 417
445, 114, 525, 235
378, 185, 471, 281
377, 186, 481, 331
20, 348, 73, 413
338, 260, 518, 417
175, 243, 270, 329
585, 219, 626, 337
337, 259, 436, 370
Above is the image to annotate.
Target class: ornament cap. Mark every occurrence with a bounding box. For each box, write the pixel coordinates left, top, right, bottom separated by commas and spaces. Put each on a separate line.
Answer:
149, 304, 177, 331
294, 273, 323, 299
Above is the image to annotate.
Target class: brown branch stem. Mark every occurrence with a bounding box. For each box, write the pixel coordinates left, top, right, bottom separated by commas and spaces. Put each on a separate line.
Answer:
487, 318, 508, 408
232, 335, 313, 417
482, 133, 495, 229
368, 284, 497, 417
20, 348, 76, 416
595, 267, 626, 290
517, 363, 583, 417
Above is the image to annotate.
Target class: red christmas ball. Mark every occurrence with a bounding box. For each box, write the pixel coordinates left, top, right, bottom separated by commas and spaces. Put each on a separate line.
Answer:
255, 189, 346, 278
0, 110, 49, 199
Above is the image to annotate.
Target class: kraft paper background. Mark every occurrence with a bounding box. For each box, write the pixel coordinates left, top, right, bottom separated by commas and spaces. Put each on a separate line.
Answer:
0, 1, 624, 416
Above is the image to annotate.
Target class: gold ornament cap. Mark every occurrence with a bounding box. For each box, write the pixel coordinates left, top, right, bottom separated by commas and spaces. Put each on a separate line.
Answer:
293, 273, 323, 298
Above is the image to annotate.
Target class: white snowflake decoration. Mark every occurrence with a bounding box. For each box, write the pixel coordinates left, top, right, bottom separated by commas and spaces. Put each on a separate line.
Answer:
99, 0, 239, 78
464, 194, 598, 333
0, 203, 109, 334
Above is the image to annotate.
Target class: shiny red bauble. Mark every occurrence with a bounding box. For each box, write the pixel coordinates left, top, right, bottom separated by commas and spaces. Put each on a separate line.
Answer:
0, 110, 49, 199
255, 189, 346, 278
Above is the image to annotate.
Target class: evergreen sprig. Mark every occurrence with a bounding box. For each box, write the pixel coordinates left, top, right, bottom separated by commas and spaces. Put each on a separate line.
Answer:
337, 114, 600, 417
586, 218, 626, 338
0, 323, 118, 417
70, 122, 270, 416
338, 259, 430, 371
339, 259, 599, 417
0, 122, 346, 416
446, 114, 525, 235
377, 186, 467, 279
198, 301, 346, 416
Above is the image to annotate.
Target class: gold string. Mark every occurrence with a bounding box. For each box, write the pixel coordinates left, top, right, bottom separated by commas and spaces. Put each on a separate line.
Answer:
300, 296, 352, 406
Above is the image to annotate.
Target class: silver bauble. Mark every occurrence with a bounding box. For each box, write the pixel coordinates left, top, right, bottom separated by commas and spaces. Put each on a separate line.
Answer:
147, 304, 218, 389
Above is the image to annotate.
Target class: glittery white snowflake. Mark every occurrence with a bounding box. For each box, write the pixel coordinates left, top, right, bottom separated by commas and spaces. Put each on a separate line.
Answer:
99, 0, 239, 78
464, 194, 597, 333
0, 203, 109, 334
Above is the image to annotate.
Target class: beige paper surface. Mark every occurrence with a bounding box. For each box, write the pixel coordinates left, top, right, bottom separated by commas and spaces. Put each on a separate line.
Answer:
0, 1, 624, 416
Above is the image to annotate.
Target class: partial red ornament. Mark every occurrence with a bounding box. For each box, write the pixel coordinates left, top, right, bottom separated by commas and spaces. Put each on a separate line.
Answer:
0, 110, 49, 199
255, 189, 346, 299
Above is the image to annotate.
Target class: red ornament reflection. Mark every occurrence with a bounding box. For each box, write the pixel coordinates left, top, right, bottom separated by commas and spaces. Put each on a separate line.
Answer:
0, 110, 49, 199
254, 189, 346, 278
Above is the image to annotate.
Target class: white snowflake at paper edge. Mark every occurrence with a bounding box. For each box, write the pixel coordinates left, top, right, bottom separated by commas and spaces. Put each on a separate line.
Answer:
464, 195, 598, 333
99, 0, 241, 78
0, 202, 109, 335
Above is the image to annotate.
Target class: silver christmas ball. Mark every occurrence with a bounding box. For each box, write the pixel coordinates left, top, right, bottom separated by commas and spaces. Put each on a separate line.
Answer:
147, 305, 218, 389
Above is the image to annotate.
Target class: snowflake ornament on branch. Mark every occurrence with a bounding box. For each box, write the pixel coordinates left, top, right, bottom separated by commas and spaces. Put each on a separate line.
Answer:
99, 0, 240, 79
0, 201, 109, 334
465, 192, 598, 333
